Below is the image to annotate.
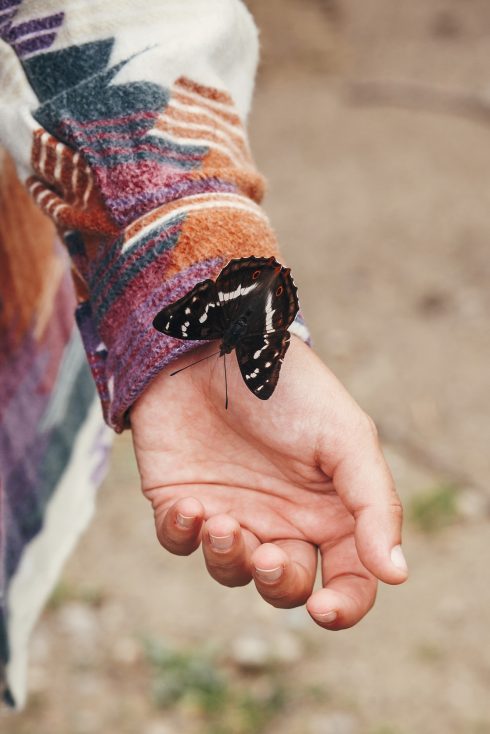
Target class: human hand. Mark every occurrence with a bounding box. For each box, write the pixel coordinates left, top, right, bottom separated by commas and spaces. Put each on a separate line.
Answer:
131, 336, 407, 629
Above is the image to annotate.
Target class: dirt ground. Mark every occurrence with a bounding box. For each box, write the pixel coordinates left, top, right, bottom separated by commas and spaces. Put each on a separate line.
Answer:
2, 2, 490, 733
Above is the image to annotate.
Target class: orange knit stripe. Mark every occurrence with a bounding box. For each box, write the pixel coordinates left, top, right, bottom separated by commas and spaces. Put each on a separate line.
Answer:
31, 130, 97, 211
164, 206, 279, 280
170, 91, 241, 126
26, 176, 118, 235
121, 190, 263, 246
154, 118, 250, 162
175, 76, 233, 106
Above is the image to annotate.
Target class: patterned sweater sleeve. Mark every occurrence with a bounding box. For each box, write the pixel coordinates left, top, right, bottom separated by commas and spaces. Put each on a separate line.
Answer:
0, 0, 308, 432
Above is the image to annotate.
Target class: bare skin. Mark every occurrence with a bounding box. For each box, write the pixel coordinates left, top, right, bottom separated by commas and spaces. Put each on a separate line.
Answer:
131, 336, 407, 629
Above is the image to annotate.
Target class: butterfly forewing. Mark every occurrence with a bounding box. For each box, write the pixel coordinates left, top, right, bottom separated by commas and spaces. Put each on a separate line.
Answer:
153, 279, 225, 340
236, 330, 291, 399
216, 257, 299, 337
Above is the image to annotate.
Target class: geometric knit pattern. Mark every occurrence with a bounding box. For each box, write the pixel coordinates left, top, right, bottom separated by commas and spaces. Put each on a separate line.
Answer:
23, 36, 283, 429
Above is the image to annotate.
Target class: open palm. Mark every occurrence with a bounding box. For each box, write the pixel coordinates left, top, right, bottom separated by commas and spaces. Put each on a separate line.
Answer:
131, 337, 407, 629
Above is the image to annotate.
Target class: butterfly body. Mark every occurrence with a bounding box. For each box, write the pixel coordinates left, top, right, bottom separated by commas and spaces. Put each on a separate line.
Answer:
153, 257, 299, 400
220, 311, 251, 354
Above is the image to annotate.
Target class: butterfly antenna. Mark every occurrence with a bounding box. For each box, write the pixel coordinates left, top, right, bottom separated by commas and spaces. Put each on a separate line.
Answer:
170, 350, 220, 376
224, 352, 229, 410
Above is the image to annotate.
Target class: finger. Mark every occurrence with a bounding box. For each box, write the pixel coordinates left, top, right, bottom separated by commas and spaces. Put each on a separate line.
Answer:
307, 534, 377, 630
321, 414, 408, 585
251, 540, 317, 609
156, 496, 205, 556
202, 514, 260, 587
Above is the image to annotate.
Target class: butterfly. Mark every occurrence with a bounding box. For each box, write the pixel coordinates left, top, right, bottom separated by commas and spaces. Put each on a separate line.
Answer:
152, 256, 299, 406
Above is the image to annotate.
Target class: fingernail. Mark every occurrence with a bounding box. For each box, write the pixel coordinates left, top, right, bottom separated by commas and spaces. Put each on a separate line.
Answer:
176, 513, 195, 529
254, 566, 283, 583
390, 544, 408, 572
314, 610, 337, 624
209, 533, 234, 551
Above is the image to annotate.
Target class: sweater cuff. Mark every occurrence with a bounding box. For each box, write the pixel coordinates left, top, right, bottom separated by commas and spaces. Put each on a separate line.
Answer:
73, 192, 287, 431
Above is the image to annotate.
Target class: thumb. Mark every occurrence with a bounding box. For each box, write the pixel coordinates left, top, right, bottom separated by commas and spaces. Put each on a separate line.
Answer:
323, 415, 408, 584
350, 499, 407, 584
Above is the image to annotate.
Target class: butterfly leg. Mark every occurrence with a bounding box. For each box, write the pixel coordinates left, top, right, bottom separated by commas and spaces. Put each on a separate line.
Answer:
223, 352, 229, 410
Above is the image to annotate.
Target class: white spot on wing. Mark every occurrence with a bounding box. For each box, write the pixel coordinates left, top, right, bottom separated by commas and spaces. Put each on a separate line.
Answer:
253, 337, 269, 361
219, 282, 257, 303
265, 291, 275, 332
199, 301, 217, 323
246, 368, 260, 381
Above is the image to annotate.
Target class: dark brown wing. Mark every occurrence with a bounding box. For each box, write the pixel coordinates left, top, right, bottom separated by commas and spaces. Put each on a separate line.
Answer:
215, 256, 299, 335
153, 279, 225, 340
235, 330, 290, 399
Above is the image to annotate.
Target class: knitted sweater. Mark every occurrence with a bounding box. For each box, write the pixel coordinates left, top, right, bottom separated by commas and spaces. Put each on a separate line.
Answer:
0, 0, 308, 707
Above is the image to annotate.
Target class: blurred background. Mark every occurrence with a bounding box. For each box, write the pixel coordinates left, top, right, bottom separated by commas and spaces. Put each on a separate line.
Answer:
3, 1, 490, 732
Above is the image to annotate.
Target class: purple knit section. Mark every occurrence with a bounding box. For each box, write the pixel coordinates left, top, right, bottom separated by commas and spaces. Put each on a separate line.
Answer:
13, 32, 57, 57
0, 9, 15, 27
105, 257, 224, 429
6, 12, 63, 42
89, 221, 184, 315
89, 423, 113, 487
0, 272, 75, 467
106, 177, 237, 211
0, 343, 50, 469
0, 0, 20, 12
75, 305, 111, 408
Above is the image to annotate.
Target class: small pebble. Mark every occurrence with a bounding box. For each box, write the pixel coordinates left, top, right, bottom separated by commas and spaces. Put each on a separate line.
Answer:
456, 488, 490, 521
58, 602, 99, 640
230, 634, 270, 670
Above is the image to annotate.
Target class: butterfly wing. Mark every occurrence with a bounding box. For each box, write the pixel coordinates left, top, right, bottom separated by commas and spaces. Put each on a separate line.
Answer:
215, 256, 299, 335
153, 278, 225, 340
236, 330, 291, 399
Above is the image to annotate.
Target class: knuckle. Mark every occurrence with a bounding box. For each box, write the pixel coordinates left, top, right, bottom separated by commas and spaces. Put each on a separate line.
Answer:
258, 583, 310, 609
265, 593, 308, 609
205, 556, 242, 574
159, 538, 197, 556
205, 562, 251, 588
362, 412, 379, 442
389, 498, 404, 524
157, 525, 198, 556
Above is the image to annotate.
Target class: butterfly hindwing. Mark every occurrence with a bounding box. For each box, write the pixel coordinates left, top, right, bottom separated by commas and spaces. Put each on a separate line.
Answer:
152, 279, 225, 340
236, 330, 291, 400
